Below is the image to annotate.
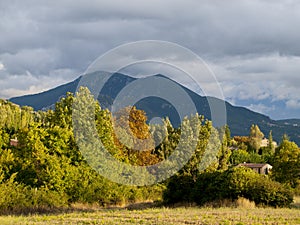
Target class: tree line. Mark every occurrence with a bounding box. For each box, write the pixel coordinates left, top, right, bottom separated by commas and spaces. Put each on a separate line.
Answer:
0, 87, 299, 213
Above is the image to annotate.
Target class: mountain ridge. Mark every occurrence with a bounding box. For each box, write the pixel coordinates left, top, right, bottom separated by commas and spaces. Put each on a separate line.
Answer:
9, 72, 300, 145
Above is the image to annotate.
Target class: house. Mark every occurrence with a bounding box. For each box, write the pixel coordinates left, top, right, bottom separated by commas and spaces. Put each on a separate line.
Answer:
237, 163, 272, 175
260, 138, 277, 148
10, 138, 18, 147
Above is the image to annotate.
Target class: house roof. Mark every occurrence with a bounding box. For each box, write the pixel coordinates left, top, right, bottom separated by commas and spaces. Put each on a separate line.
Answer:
237, 163, 272, 168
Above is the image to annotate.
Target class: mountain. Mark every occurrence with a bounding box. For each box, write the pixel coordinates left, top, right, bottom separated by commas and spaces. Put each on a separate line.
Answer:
9, 77, 81, 111
9, 72, 300, 145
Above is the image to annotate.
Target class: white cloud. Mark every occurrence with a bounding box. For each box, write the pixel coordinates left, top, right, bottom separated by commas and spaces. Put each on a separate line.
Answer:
1, 0, 300, 119
247, 103, 275, 115
0, 69, 79, 99
209, 53, 300, 103
286, 99, 300, 109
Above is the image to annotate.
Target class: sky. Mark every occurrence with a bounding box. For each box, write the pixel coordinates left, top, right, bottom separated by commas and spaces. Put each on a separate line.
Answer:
0, 0, 300, 120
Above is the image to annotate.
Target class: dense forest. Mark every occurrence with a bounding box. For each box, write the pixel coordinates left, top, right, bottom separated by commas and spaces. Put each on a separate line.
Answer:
0, 87, 299, 214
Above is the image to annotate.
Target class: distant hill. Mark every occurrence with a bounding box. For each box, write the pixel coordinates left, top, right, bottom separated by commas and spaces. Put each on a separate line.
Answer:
9, 72, 300, 145
9, 77, 81, 111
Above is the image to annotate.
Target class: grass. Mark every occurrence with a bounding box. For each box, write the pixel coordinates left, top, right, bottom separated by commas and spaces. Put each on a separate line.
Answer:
292, 196, 300, 208
0, 206, 299, 225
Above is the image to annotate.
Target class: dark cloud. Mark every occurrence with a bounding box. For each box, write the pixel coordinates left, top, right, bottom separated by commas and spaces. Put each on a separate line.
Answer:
0, 0, 300, 119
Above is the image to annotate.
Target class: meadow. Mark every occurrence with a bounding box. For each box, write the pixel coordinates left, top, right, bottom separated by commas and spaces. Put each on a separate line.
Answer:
0, 205, 299, 225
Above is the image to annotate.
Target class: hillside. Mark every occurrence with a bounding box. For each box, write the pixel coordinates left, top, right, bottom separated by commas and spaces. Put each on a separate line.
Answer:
9, 72, 300, 145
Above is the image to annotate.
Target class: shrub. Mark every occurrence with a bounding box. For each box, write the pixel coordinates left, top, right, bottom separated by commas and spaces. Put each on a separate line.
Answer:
0, 175, 29, 213
29, 187, 68, 209
221, 167, 292, 207
164, 167, 293, 207
249, 176, 293, 207
163, 175, 195, 204
0, 175, 68, 214
192, 171, 224, 205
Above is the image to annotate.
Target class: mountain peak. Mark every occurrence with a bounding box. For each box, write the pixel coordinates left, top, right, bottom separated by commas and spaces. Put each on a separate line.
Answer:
9, 72, 300, 145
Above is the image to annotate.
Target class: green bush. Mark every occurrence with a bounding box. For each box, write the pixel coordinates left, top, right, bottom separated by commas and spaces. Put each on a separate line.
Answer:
0, 174, 68, 214
192, 171, 224, 205
28, 187, 68, 209
224, 167, 293, 207
249, 177, 293, 207
163, 175, 195, 204
164, 167, 293, 207
0, 176, 29, 213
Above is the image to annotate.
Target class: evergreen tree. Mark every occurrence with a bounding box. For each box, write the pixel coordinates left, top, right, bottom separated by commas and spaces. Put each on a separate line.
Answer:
224, 124, 231, 145
249, 124, 264, 153
217, 133, 231, 170
268, 130, 275, 152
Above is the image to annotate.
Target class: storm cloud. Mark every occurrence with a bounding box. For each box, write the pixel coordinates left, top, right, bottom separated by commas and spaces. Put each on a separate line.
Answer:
0, 0, 300, 119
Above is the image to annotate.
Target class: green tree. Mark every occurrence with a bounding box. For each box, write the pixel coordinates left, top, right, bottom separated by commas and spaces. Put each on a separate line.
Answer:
268, 130, 275, 152
181, 116, 207, 177
154, 118, 179, 161
224, 124, 231, 145
230, 149, 250, 165
217, 126, 232, 170
0, 129, 9, 150
0, 100, 34, 131
181, 116, 221, 179
51, 92, 74, 129
272, 139, 300, 188
249, 124, 264, 153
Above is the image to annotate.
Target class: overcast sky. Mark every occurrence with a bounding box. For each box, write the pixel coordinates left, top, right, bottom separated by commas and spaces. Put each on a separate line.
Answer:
1, 0, 300, 119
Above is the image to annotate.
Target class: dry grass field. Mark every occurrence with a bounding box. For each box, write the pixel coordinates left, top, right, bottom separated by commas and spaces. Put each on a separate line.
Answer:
0, 206, 299, 225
